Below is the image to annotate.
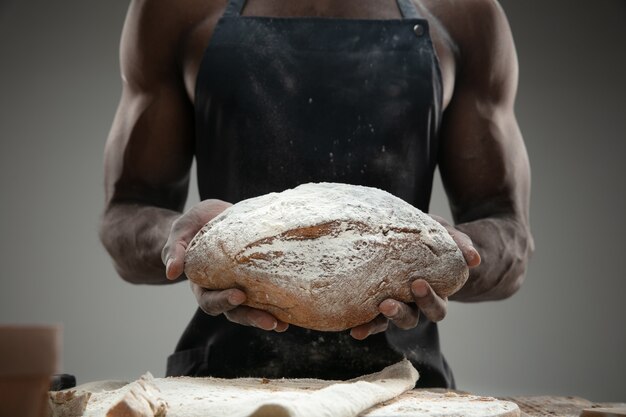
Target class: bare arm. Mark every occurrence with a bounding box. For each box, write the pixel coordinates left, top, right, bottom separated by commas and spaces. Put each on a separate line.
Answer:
99, 1, 196, 285
439, 0, 534, 301
98, 1, 289, 333
351, 0, 532, 339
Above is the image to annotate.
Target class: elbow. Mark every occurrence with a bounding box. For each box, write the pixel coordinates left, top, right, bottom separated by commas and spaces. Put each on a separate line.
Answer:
102, 249, 142, 284
98, 212, 116, 267
98, 203, 176, 285
112, 263, 147, 285
453, 217, 534, 302
496, 269, 524, 299
98, 210, 143, 285
495, 226, 535, 299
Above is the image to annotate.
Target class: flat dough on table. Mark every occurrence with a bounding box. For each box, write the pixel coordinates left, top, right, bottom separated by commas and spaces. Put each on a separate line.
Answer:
360, 389, 521, 417
49, 359, 418, 417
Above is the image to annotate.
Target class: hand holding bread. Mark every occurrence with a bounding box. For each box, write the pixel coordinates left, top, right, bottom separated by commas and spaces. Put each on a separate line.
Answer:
184, 183, 474, 332
351, 216, 480, 339
161, 199, 289, 332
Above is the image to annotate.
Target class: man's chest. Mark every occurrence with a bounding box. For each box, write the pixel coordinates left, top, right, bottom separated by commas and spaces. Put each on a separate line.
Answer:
180, 0, 456, 109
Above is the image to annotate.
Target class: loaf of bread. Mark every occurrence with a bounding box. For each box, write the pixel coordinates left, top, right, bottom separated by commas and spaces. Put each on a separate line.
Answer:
184, 183, 468, 331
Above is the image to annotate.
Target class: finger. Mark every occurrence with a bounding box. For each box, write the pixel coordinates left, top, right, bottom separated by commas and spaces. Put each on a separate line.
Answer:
225, 306, 286, 331
429, 214, 449, 226
464, 247, 481, 268
163, 240, 187, 280
274, 321, 290, 333
430, 215, 481, 268
350, 315, 389, 340
196, 287, 246, 316
411, 279, 448, 322
379, 299, 420, 329
451, 230, 481, 268
193, 285, 289, 332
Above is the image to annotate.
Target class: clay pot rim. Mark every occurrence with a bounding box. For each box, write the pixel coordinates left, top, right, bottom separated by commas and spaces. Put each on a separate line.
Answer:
0, 324, 61, 377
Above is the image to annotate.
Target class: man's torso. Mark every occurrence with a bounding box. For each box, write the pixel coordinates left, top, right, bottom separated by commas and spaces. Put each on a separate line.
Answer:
152, 0, 473, 387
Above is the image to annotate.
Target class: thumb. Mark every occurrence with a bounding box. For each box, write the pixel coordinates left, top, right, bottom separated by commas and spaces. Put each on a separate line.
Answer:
163, 240, 187, 280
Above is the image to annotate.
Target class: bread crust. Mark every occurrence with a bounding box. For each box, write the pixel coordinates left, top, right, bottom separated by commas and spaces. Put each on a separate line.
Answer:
184, 183, 468, 331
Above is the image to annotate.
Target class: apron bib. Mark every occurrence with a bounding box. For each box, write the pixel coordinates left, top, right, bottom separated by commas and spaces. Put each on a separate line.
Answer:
194, 0, 442, 208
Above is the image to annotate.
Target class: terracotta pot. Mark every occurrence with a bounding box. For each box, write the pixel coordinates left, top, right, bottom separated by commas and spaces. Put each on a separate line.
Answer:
0, 325, 61, 417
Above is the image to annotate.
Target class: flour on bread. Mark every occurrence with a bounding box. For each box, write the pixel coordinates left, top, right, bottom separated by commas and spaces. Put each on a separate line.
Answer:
185, 183, 468, 331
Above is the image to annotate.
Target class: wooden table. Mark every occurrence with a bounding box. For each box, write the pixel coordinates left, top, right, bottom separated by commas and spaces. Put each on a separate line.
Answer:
501, 396, 626, 417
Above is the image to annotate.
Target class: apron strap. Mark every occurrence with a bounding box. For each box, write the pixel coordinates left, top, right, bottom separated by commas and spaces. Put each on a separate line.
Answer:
396, 0, 423, 19
223, 0, 247, 17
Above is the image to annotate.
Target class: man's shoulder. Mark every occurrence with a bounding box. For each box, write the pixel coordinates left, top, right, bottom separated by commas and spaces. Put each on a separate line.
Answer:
423, 0, 505, 22
426, 0, 518, 106
121, 0, 226, 83
127, 0, 223, 34
124, 0, 228, 51
423, 0, 510, 48
424, 0, 515, 76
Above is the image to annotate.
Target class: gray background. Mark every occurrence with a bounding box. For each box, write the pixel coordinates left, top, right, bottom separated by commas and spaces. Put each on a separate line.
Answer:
1, 0, 624, 402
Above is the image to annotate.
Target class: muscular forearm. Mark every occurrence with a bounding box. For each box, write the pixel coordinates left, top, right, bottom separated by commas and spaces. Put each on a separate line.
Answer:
99, 203, 182, 285
451, 215, 534, 302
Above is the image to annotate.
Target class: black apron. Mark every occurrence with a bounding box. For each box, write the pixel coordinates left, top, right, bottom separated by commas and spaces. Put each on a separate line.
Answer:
168, 0, 453, 388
